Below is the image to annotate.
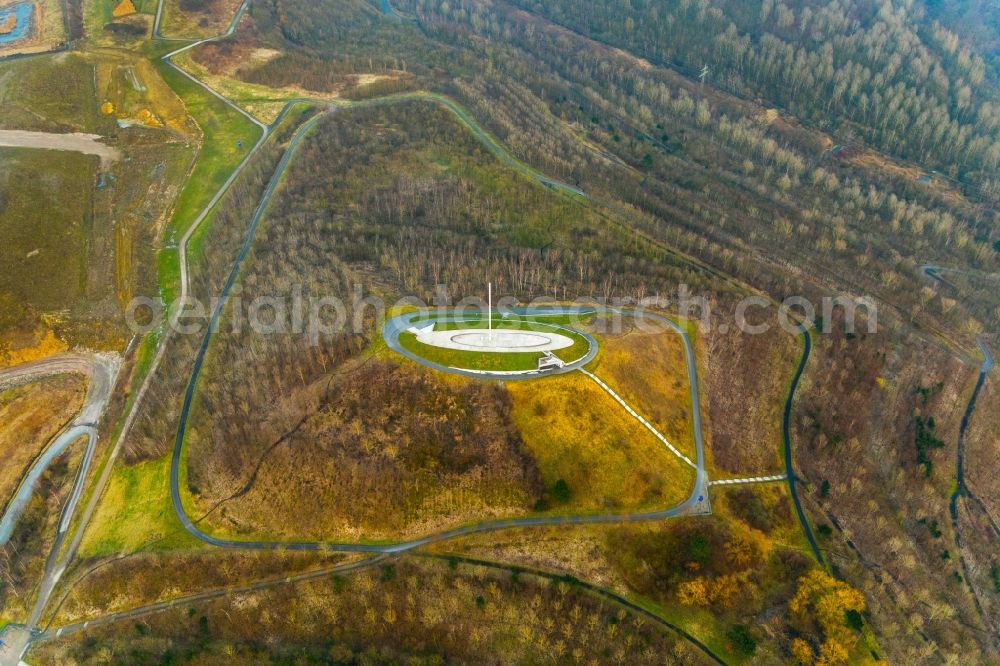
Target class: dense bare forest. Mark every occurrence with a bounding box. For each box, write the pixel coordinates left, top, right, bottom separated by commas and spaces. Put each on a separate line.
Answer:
37, 558, 716, 664
222, 0, 998, 349
499, 0, 1000, 190
181, 102, 732, 538
54, 0, 996, 661
201, 4, 999, 658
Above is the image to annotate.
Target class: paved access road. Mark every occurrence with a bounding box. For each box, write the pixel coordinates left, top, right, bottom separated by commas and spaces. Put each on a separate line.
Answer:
36, 555, 387, 642
947, 337, 998, 648
0, 353, 120, 666
9, 2, 702, 659
921, 266, 999, 647
781, 327, 824, 566
133, 49, 643, 557
171, 299, 710, 554
0, 353, 119, 544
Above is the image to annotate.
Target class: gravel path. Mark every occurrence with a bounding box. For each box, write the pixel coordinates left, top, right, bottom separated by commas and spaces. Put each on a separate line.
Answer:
0, 130, 120, 169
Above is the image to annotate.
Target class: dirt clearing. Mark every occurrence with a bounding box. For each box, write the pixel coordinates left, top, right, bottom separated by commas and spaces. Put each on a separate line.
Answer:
0, 129, 119, 168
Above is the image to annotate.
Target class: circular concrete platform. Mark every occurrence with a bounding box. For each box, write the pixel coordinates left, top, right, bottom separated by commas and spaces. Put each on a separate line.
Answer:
383, 311, 599, 380
443, 329, 573, 352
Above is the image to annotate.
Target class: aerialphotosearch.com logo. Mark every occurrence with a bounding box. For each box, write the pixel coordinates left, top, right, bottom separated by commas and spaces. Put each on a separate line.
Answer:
124, 283, 878, 342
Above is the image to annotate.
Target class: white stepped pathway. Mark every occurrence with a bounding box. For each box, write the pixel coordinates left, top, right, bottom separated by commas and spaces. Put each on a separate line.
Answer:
709, 475, 786, 486
578, 368, 696, 469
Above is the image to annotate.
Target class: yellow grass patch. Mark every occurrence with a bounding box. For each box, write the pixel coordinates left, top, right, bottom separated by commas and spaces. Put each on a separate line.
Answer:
249, 48, 281, 64
353, 73, 396, 88
1, 328, 68, 368
112, 0, 136, 18
79, 454, 201, 556
93, 54, 195, 136
850, 148, 965, 204
158, 0, 242, 40
507, 372, 694, 512
586, 319, 696, 459
114, 218, 134, 305
0, 375, 84, 507
173, 50, 341, 124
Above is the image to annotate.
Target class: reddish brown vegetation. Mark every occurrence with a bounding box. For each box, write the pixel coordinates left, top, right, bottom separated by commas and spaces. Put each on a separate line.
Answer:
194, 360, 543, 539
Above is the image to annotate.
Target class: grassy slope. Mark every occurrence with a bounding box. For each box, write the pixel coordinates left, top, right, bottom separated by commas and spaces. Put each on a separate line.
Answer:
0, 376, 85, 507
82, 0, 113, 44
171, 50, 319, 123
586, 317, 698, 460
157, 0, 239, 39
0, 148, 96, 312
0, 55, 105, 344
33, 557, 698, 664
0, 54, 100, 132
166, 101, 699, 543
506, 372, 694, 512
79, 454, 200, 556
437, 481, 831, 665
75, 55, 260, 555
150, 56, 260, 303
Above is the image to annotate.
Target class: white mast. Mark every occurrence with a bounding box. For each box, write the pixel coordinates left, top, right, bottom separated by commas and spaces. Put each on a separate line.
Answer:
488, 282, 493, 339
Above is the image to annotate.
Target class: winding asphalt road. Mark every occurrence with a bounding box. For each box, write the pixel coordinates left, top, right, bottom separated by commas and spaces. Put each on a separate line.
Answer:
892, 266, 998, 647
9, 1, 718, 658
7, 1, 593, 649
10, 2, 991, 661
0, 427, 94, 545
144, 0, 705, 556
35, 555, 387, 642
0, 354, 119, 545
0, 14, 285, 658
24, 10, 713, 653
36, 549, 726, 664
3, 1, 711, 662
781, 327, 824, 565
0, 353, 120, 664
946, 336, 997, 648
171, 252, 712, 550
421, 553, 726, 665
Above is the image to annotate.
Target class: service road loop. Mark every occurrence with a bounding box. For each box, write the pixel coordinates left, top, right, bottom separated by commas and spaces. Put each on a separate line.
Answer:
170, 303, 710, 554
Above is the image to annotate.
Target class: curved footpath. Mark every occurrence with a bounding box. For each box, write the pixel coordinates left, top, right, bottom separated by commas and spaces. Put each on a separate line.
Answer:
172, 280, 711, 550
8, 1, 989, 660
8, 1, 730, 660
37, 555, 387, 642
782, 327, 824, 566
947, 337, 998, 648
0, 426, 95, 545
422, 553, 727, 665
146, 0, 708, 554
922, 267, 998, 643
64, 8, 590, 576
37, 550, 727, 665
11, 1, 592, 651
0, 354, 120, 665
0, 15, 282, 657
0, 353, 119, 545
